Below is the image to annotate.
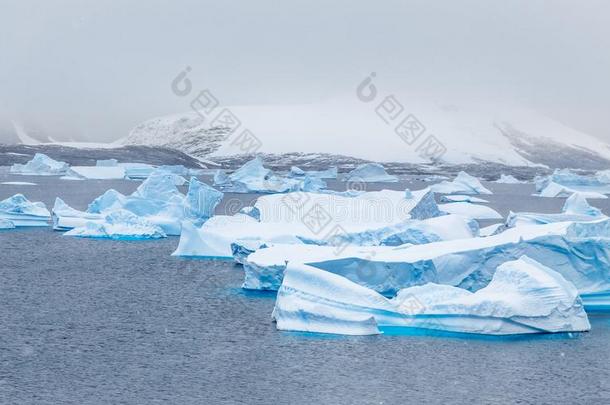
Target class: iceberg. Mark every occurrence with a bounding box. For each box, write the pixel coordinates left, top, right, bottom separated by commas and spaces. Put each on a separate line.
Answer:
10, 153, 70, 176
343, 163, 398, 183
289, 166, 338, 179
440, 195, 489, 203
64, 210, 167, 240
535, 181, 608, 199
535, 169, 610, 197
119, 163, 156, 179
1, 181, 37, 186
439, 202, 502, 220
53, 175, 223, 235
96, 159, 118, 167
430, 171, 492, 195
64, 166, 126, 180
272, 257, 590, 336
242, 219, 610, 310
494, 174, 527, 184
173, 188, 443, 259
507, 193, 606, 227
0, 194, 51, 227
215, 157, 310, 193
0, 218, 16, 229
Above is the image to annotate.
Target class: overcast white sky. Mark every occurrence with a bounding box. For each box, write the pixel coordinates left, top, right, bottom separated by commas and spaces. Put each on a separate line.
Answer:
1, 0, 609, 142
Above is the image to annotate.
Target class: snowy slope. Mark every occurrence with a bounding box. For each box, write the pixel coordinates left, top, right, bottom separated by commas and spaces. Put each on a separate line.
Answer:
122, 98, 610, 167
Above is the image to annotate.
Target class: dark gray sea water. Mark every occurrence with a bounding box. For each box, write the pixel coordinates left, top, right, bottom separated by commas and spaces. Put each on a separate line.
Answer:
1, 168, 610, 404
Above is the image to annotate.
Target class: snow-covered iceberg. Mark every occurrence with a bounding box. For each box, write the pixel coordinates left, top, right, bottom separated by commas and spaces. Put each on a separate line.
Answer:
272, 257, 590, 336
243, 219, 610, 310
0, 194, 51, 227
0, 218, 16, 229
289, 166, 338, 179
10, 153, 70, 176
535, 169, 610, 197
343, 163, 398, 183
119, 163, 156, 180
64, 166, 126, 180
494, 174, 527, 184
439, 202, 502, 220
535, 181, 608, 199
54, 174, 223, 235
430, 171, 492, 195
440, 195, 489, 203
507, 193, 606, 227
64, 210, 167, 240
214, 157, 323, 193
173, 188, 443, 259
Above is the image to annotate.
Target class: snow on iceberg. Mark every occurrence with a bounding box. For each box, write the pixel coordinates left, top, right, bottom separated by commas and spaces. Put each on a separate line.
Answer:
430, 171, 492, 195
54, 174, 223, 235
440, 195, 489, 203
64, 209, 167, 240
289, 166, 338, 179
244, 219, 610, 310
10, 153, 70, 176
215, 157, 322, 193
535, 169, 610, 197
507, 193, 606, 227
272, 257, 590, 336
343, 163, 398, 183
173, 188, 442, 259
535, 181, 608, 199
0, 218, 16, 229
494, 174, 527, 184
439, 202, 502, 220
0, 194, 50, 227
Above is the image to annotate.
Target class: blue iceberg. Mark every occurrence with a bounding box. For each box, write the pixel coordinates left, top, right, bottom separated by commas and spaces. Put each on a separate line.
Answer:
535, 169, 610, 197
64, 209, 167, 240
0, 218, 16, 229
272, 257, 590, 336
343, 163, 398, 183
430, 171, 492, 195
289, 166, 338, 179
10, 153, 70, 176
0, 194, 50, 227
507, 193, 606, 227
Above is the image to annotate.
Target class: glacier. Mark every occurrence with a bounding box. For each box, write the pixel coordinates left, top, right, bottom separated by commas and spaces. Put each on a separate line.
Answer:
10, 153, 70, 176
343, 163, 398, 183
64, 210, 167, 240
507, 193, 606, 227
53, 174, 223, 235
0, 194, 51, 227
430, 171, 493, 195
173, 188, 443, 259
271, 257, 590, 336
241, 219, 610, 310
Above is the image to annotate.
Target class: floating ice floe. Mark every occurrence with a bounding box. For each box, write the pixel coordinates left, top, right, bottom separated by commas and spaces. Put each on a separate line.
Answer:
54, 174, 223, 236
242, 219, 610, 310
214, 157, 325, 193
440, 195, 489, 203
289, 166, 338, 179
439, 202, 502, 220
535, 168, 610, 197
173, 188, 443, 259
494, 174, 527, 184
64, 210, 167, 240
535, 181, 608, 199
1, 181, 37, 186
430, 171, 492, 195
0, 194, 50, 227
507, 193, 606, 227
272, 257, 590, 336
10, 153, 70, 176
343, 163, 398, 183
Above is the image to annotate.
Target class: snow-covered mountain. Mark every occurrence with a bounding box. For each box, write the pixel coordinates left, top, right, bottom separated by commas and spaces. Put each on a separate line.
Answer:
122, 98, 610, 169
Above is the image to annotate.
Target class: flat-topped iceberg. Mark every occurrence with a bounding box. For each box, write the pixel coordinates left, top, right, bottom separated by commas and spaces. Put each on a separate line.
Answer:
0, 194, 50, 227
64, 210, 167, 240
507, 193, 606, 227
272, 257, 590, 336
242, 219, 610, 310
343, 163, 398, 183
289, 166, 338, 179
535, 169, 610, 197
173, 188, 443, 259
10, 153, 70, 176
54, 174, 223, 235
64, 166, 126, 180
439, 202, 502, 220
119, 163, 156, 180
430, 171, 492, 195
494, 174, 527, 184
